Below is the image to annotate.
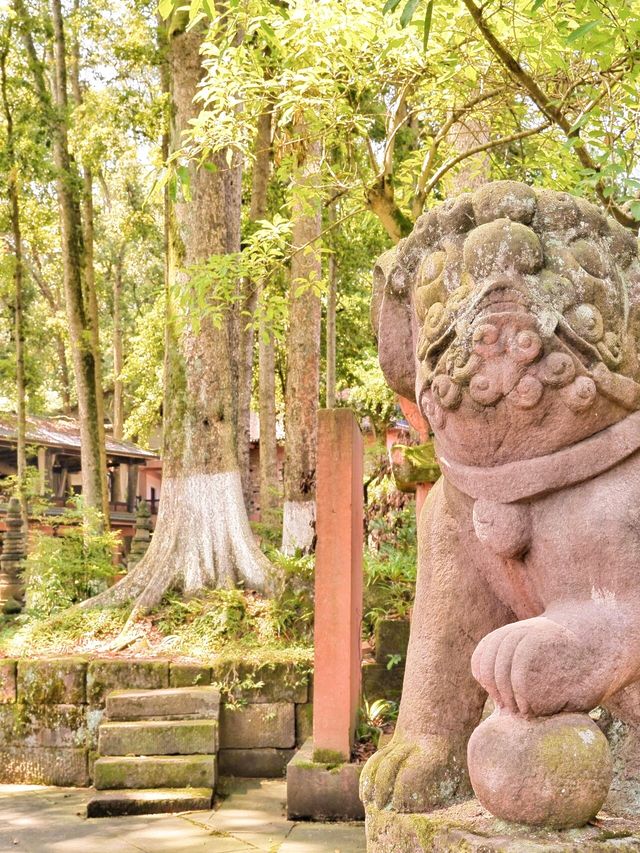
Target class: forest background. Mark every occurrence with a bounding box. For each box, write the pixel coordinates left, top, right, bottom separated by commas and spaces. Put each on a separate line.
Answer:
0, 0, 639, 632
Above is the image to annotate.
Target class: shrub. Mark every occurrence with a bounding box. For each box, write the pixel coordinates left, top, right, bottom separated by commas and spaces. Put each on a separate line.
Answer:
23, 504, 119, 617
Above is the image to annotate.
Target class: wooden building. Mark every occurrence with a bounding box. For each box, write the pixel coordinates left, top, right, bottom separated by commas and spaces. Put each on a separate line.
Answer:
0, 414, 157, 529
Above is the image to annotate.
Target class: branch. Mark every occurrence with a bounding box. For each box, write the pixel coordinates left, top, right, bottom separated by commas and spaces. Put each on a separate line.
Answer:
460, 0, 636, 228
421, 121, 551, 200
412, 87, 504, 217
381, 79, 415, 179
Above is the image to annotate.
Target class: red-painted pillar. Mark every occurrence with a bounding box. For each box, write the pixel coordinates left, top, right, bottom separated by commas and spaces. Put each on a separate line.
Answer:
312, 408, 363, 762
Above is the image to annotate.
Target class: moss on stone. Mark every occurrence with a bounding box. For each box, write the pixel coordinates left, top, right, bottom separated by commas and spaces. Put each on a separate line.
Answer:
311, 748, 346, 767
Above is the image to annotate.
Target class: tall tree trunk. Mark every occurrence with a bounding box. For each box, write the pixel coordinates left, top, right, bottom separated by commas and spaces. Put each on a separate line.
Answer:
111, 248, 125, 502
15, 0, 109, 525
259, 306, 280, 529
0, 38, 28, 528
56, 337, 72, 412
249, 108, 280, 528
69, 11, 109, 519
325, 200, 337, 409
238, 108, 273, 511
82, 15, 272, 622
281, 132, 322, 555
50, 0, 109, 527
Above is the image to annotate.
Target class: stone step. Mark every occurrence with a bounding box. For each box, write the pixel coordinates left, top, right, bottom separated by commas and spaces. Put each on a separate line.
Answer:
106, 686, 220, 721
98, 719, 217, 756
94, 754, 216, 790
86, 787, 213, 817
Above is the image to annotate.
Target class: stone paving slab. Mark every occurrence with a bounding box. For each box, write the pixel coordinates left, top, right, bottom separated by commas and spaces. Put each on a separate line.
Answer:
0, 779, 365, 852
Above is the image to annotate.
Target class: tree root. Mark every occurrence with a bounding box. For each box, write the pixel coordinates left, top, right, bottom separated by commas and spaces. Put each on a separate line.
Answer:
79, 470, 278, 646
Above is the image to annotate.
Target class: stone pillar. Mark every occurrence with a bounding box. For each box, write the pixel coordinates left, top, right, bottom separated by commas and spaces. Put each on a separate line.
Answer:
127, 500, 152, 570
312, 408, 363, 762
0, 498, 25, 613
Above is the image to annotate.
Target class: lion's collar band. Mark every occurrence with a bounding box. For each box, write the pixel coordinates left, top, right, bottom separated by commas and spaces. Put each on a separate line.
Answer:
436, 409, 640, 504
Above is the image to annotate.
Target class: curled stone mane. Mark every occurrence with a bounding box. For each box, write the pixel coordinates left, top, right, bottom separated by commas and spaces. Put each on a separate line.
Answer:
373, 181, 640, 462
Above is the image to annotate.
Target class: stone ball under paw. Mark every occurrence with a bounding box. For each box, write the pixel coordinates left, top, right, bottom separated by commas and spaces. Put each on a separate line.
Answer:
467, 711, 613, 829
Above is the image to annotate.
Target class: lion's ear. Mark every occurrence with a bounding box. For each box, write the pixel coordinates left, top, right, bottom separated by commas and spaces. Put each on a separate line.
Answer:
371, 249, 417, 402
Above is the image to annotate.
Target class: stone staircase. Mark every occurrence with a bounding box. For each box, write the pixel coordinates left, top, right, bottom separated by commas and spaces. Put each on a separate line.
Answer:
86, 685, 220, 817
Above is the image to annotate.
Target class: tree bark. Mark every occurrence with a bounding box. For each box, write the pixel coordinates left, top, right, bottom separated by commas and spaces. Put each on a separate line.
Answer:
281, 131, 323, 554
325, 199, 337, 409
82, 15, 272, 622
0, 36, 28, 528
68, 11, 109, 518
258, 306, 280, 529
50, 0, 109, 527
112, 248, 125, 441
248, 107, 280, 529
238, 108, 273, 511
111, 248, 125, 503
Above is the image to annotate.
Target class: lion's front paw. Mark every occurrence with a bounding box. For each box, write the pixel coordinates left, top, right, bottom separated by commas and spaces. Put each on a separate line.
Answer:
471, 616, 600, 716
360, 734, 471, 813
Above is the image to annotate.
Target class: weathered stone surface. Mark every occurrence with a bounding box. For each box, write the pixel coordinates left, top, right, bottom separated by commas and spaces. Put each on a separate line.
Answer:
374, 620, 410, 666
211, 661, 309, 704
0, 747, 88, 786
287, 739, 364, 821
85, 706, 104, 750
364, 181, 640, 831
365, 800, 640, 852
94, 754, 216, 789
361, 660, 405, 701
87, 659, 169, 706
598, 708, 640, 818
9, 704, 87, 749
0, 660, 16, 703
169, 663, 211, 688
18, 657, 87, 705
218, 747, 294, 777
99, 718, 217, 756
295, 702, 313, 747
106, 686, 220, 721
220, 702, 295, 749
468, 711, 613, 829
86, 787, 212, 817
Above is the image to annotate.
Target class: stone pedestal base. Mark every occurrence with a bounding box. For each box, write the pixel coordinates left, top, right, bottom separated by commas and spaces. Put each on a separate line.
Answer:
366, 800, 640, 852
286, 739, 364, 821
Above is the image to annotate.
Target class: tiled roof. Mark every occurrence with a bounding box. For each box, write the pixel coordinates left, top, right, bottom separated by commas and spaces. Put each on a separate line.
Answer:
0, 414, 156, 460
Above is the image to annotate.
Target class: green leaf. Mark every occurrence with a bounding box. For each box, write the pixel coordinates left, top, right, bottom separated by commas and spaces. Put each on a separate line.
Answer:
382, 0, 403, 15
399, 0, 420, 29
423, 0, 433, 50
530, 0, 545, 11
566, 20, 600, 43
158, 0, 174, 19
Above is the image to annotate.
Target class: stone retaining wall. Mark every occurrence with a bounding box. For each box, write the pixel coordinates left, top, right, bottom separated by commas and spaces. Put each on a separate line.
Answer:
0, 657, 312, 786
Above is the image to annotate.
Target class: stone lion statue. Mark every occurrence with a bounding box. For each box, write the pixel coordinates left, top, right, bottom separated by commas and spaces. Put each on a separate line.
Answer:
361, 180, 640, 830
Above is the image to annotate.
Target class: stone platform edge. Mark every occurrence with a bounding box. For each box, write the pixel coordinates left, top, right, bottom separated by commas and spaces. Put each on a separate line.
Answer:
365, 799, 640, 852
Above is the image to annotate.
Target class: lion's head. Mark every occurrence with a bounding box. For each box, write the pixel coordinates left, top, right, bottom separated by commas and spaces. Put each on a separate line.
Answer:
373, 181, 640, 465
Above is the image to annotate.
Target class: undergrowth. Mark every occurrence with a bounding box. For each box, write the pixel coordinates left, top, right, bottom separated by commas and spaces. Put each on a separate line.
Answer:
0, 542, 314, 666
